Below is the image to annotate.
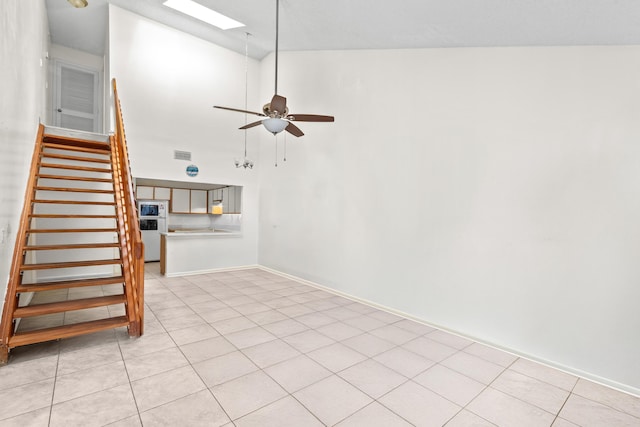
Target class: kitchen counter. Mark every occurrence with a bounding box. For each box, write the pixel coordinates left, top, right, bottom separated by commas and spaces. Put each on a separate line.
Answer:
160, 229, 243, 276
163, 228, 240, 237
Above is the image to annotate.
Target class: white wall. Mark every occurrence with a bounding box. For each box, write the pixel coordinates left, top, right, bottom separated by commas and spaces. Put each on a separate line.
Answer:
257, 46, 640, 394
108, 6, 261, 268
0, 0, 49, 313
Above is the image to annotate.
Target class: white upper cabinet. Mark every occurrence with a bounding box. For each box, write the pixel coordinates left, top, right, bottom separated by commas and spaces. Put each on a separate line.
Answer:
171, 188, 190, 213
154, 187, 171, 200
190, 190, 207, 213
218, 186, 242, 214
136, 186, 171, 200
222, 187, 230, 214
234, 187, 242, 213
139, 184, 241, 214
136, 186, 154, 199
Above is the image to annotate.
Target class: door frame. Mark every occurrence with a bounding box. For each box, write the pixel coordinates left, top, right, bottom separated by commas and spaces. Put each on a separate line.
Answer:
52, 59, 103, 133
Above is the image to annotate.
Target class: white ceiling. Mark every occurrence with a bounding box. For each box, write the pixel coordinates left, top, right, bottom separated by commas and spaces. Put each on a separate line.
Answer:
46, 0, 640, 59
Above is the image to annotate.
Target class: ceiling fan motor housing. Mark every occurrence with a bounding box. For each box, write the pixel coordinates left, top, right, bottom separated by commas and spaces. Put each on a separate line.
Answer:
263, 103, 288, 118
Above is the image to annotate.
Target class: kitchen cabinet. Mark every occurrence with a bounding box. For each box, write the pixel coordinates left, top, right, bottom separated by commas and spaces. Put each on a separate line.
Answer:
233, 187, 242, 213
171, 188, 190, 213
136, 186, 154, 199
136, 186, 171, 200
166, 186, 241, 214
190, 190, 207, 213
209, 189, 223, 214
154, 187, 171, 200
136, 180, 241, 215
210, 189, 223, 204
222, 187, 231, 214
217, 186, 242, 214
172, 188, 208, 214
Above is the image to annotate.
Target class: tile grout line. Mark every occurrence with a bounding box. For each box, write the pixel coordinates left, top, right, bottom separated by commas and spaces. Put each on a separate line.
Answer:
140, 283, 235, 425
153, 280, 239, 425
47, 343, 61, 427
115, 331, 145, 426
550, 379, 579, 427
455, 354, 520, 427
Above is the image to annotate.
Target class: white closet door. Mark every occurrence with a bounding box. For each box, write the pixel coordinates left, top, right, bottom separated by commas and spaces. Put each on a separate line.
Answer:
54, 62, 101, 133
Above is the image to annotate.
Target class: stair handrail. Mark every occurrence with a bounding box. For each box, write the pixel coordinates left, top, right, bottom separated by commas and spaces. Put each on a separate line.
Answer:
111, 78, 144, 335
0, 124, 46, 362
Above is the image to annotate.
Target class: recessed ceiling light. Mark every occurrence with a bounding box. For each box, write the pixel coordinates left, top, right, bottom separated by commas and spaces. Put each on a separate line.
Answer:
163, 0, 244, 30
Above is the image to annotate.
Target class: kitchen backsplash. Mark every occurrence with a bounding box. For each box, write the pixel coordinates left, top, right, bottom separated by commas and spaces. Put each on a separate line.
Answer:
211, 214, 241, 231
168, 213, 242, 231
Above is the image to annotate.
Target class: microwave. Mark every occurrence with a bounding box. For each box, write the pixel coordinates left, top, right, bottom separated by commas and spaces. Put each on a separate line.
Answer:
140, 203, 159, 216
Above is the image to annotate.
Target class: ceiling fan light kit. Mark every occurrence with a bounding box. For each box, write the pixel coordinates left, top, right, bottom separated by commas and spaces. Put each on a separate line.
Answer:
263, 118, 288, 135
213, 0, 334, 139
67, 0, 88, 8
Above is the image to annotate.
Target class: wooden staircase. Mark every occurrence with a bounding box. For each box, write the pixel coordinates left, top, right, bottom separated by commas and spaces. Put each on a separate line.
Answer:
0, 80, 144, 364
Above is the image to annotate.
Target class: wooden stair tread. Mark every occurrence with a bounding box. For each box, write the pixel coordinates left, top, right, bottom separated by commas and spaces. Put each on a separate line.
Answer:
13, 295, 126, 318
17, 276, 125, 292
33, 199, 116, 206
42, 133, 111, 152
35, 186, 115, 194
40, 162, 112, 173
43, 126, 109, 143
26, 228, 117, 233
24, 243, 120, 250
41, 152, 110, 164
37, 174, 113, 183
8, 316, 129, 348
21, 259, 122, 270
42, 141, 111, 155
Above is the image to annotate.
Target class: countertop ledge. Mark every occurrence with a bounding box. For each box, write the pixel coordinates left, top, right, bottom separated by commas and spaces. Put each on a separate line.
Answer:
162, 229, 241, 237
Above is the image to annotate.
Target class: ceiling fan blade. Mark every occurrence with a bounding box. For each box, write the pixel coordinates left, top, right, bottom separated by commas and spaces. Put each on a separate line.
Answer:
239, 120, 264, 130
285, 122, 304, 137
214, 105, 265, 117
270, 94, 287, 115
288, 114, 335, 122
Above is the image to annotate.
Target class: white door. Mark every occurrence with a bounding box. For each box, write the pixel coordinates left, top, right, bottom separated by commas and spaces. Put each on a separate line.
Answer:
54, 61, 101, 133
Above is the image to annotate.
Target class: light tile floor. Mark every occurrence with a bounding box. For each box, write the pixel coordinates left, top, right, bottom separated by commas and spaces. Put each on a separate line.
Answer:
2, 264, 640, 426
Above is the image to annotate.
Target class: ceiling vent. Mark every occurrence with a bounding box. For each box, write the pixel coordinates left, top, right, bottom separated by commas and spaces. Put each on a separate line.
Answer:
174, 150, 191, 161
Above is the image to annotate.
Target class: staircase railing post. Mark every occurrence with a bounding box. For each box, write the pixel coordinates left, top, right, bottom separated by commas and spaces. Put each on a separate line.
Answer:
111, 78, 144, 337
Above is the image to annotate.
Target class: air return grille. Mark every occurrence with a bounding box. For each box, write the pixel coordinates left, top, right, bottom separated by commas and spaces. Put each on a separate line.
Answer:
174, 150, 191, 161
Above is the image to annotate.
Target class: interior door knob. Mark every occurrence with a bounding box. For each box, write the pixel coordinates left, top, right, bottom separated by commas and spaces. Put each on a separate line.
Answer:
57, 108, 62, 112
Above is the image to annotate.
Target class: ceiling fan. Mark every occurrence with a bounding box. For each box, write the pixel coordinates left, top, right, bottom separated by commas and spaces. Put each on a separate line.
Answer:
214, 0, 334, 137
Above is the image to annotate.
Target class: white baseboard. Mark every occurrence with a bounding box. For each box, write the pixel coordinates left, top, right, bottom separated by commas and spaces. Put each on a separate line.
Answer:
257, 266, 640, 398
163, 264, 260, 278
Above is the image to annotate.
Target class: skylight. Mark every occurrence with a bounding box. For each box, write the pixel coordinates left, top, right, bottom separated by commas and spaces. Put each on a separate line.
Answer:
163, 0, 245, 30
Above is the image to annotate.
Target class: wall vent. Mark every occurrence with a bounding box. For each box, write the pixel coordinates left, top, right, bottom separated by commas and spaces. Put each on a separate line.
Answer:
174, 150, 191, 161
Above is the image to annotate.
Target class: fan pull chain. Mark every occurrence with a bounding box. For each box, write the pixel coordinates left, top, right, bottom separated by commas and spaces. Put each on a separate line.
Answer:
243, 32, 249, 160
283, 131, 287, 162
235, 32, 254, 169
274, 135, 278, 167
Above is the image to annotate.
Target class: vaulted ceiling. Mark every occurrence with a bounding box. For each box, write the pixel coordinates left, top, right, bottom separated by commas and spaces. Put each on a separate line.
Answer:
46, 0, 640, 59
